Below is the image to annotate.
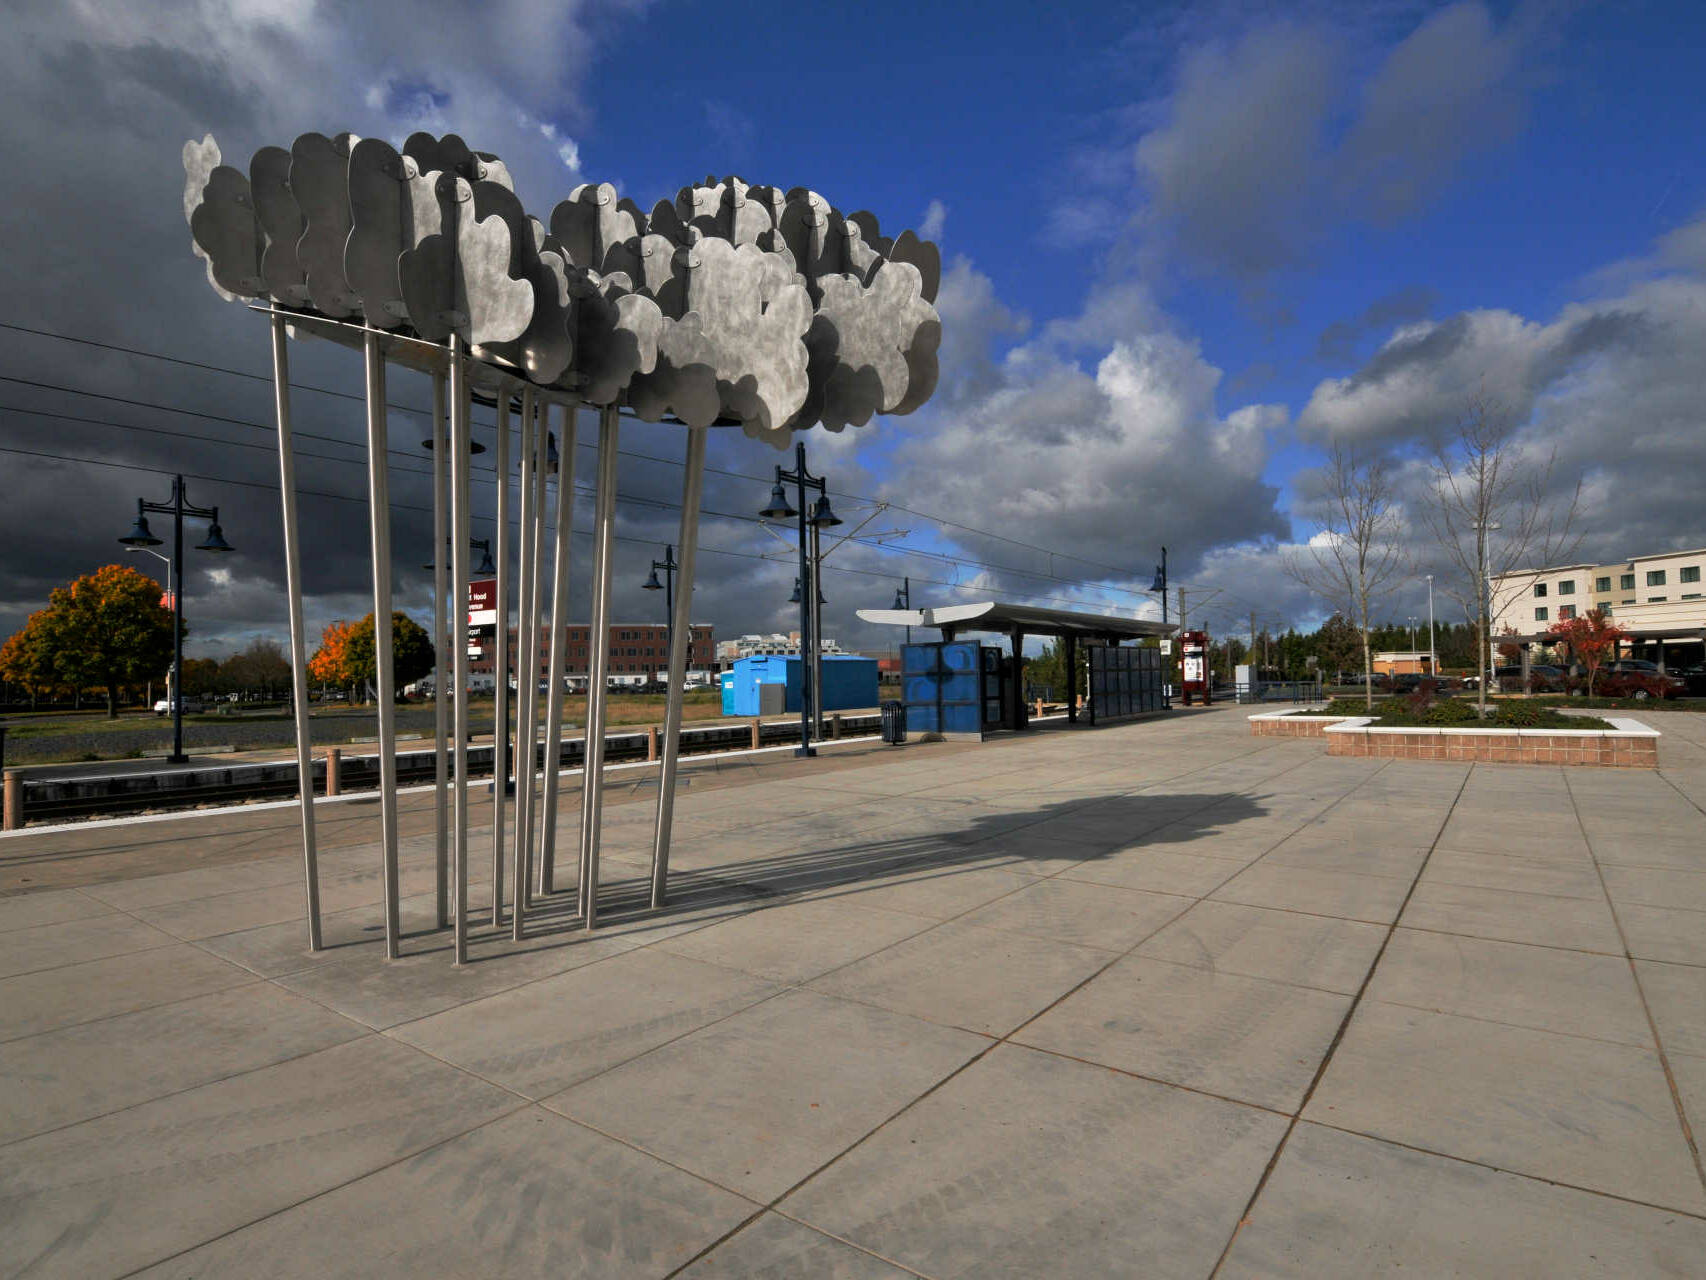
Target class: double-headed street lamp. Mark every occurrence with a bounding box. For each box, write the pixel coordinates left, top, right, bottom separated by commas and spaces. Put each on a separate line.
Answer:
119, 474, 234, 764
892, 576, 911, 646
1150, 546, 1169, 625
642, 545, 678, 685
425, 537, 496, 576
760, 441, 841, 757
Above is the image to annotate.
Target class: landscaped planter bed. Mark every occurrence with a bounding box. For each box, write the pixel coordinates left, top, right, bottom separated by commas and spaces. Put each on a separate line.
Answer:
1248, 710, 1659, 766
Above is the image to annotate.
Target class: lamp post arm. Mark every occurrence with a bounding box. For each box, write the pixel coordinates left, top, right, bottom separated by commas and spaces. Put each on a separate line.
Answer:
816, 505, 888, 560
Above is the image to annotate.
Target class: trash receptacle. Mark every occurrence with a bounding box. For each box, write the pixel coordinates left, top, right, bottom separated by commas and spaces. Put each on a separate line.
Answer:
881, 700, 906, 745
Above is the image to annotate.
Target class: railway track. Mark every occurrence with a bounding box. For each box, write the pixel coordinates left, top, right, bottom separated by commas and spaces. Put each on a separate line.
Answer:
8, 714, 882, 826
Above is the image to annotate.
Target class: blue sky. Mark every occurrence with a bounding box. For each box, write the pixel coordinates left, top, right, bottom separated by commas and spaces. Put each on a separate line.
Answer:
5, 0, 1706, 649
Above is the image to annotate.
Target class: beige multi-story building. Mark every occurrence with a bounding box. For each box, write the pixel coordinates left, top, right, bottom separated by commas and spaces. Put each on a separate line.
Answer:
1491, 547, 1706, 668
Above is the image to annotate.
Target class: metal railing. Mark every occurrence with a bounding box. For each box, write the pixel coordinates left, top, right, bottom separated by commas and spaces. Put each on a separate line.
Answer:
1233, 680, 1325, 705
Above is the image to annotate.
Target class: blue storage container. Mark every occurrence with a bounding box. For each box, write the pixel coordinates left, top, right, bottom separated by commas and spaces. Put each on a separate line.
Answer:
726, 654, 879, 716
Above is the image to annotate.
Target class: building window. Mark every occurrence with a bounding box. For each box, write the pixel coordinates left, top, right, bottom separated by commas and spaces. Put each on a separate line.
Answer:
1682, 566, 1701, 584
1533, 582, 1548, 597
1558, 605, 1576, 620
1650, 596, 1667, 603
1557, 580, 1574, 595
1621, 598, 1635, 605
1602, 606, 1613, 617
1683, 593, 1702, 601
1595, 576, 1611, 592
1621, 573, 1635, 590
1647, 570, 1666, 586
1534, 606, 1548, 621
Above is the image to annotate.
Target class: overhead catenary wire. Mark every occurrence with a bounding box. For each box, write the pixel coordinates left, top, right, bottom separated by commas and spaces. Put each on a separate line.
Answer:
0, 440, 1141, 614
0, 372, 1161, 603
0, 320, 1146, 582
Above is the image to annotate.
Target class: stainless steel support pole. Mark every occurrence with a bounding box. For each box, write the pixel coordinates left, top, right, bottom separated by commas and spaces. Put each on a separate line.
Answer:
491, 390, 511, 928
579, 405, 620, 928
450, 338, 472, 966
511, 389, 537, 933
363, 332, 401, 959
269, 317, 321, 951
649, 426, 707, 909
430, 371, 450, 929
520, 395, 549, 914
538, 402, 577, 900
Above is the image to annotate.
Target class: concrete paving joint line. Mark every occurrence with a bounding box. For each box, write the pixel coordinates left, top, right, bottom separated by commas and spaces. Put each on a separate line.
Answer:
1205, 758, 1473, 1277
1563, 769, 1706, 1199
662, 746, 1405, 1277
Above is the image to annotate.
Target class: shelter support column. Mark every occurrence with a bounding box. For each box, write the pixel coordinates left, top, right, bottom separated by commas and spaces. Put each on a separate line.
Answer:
1065, 632, 1078, 724
1010, 630, 1025, 731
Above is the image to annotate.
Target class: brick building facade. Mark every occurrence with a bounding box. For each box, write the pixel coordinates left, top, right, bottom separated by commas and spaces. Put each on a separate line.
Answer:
470, 623, 714, 683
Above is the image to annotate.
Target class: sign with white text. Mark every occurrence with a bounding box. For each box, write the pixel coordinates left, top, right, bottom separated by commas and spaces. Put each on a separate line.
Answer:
467, 578, 497, 628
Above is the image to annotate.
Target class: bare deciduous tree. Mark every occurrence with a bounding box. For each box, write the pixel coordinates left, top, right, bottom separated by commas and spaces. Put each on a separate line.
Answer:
1420, 398, 1582, 713
1285, 443, 1406, 709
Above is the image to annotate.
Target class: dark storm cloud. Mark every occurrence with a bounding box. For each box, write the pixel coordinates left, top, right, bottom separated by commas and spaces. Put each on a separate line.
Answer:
0, 0, 917, 659
1315, 285, 1438, 364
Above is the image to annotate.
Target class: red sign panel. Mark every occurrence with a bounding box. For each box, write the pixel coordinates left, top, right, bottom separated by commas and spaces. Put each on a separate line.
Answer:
467, 578, 497, 627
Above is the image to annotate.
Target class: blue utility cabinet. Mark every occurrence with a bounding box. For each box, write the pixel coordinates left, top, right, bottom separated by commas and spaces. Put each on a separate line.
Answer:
902, 641, 991, 738
723, 655, 879, 716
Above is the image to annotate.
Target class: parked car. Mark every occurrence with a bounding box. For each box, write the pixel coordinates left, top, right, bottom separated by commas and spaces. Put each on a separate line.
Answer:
1492, 664, 1569, 693
1599, 659, 1687, 699
1677, 665, 1706, 697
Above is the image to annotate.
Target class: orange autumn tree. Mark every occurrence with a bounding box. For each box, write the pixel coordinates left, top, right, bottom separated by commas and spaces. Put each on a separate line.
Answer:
41, 565, 177, 717
1545, 609, 1624, 697
0, 610, 58, 707
309, 619, 359, 695
309, 613, 434, 702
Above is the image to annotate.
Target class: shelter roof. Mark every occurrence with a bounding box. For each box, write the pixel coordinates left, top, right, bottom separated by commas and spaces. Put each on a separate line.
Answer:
856, 601, 1175, 641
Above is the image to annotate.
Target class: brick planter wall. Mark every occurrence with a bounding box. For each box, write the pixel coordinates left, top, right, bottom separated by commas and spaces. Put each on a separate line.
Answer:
1324, 720, 1658, 767
1249, 711, 1659, 767
1248, 715, 1339, 739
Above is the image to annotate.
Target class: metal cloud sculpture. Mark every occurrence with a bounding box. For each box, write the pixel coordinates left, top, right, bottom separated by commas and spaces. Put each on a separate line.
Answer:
182, 135, 940, 444
181, 130, 941, 969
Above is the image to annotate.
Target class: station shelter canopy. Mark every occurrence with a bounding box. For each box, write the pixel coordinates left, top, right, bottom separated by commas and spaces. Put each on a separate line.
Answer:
856, 600, 1177, 731
855, 601, 1176, 644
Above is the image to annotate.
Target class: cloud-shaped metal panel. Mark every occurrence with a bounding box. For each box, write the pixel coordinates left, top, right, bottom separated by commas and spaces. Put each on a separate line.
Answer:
184, 138, 941, 441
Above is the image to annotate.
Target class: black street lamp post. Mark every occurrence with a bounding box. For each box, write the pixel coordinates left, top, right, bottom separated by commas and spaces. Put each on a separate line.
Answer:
760, 441, 840, 757
119, 474, 234, 764
893, 577, 911, 647
642, 545, 678, 686
1150, 547, 1168, 626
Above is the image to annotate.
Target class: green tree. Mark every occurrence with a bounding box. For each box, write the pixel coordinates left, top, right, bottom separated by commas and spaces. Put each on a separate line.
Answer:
343, 612, 436, 700
179, 657, 222, 697
220, 638, 291, 699
40, 565, 177, 717
1024, 641, 1068, 700
1313, 613, 1362, 680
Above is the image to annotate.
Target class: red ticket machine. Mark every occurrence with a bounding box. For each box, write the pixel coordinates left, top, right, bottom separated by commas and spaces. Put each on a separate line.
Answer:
1181, 630, 1211, 706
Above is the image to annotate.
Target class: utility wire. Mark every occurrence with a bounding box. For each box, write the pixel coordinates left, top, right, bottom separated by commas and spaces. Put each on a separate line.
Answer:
0, 441, 1137, 614
1, 377, 1154, 599
1, 320, 1148, 582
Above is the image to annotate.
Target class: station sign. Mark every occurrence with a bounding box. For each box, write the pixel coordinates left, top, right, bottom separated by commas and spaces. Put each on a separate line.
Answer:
467, 578, 497, 628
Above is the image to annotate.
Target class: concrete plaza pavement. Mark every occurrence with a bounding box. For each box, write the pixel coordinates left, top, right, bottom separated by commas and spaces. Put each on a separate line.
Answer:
2, 706, 1705, 1276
